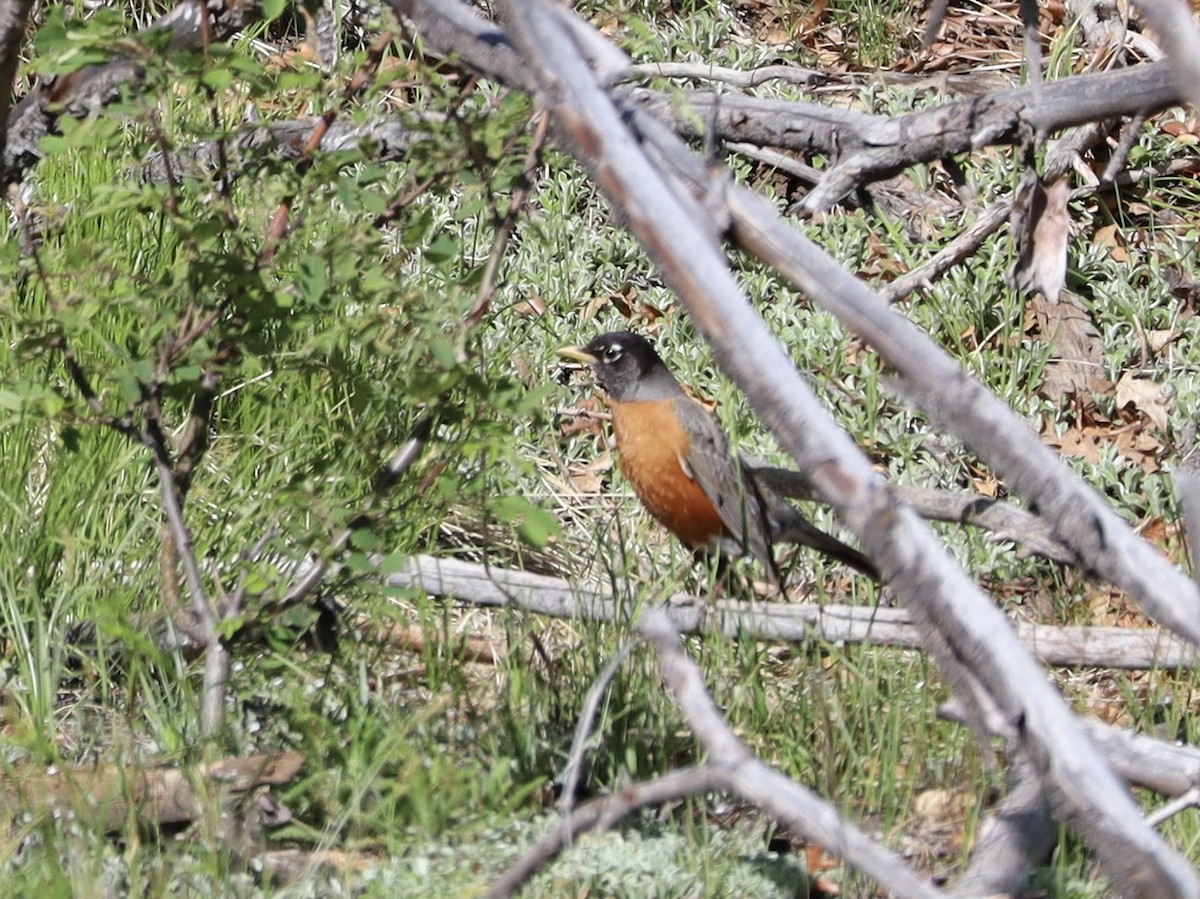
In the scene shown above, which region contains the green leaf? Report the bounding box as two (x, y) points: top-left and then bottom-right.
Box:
(490, 496), (561, 549)
(429, 339), (458, 369)
(297, 254), (329, 303)
(424, 233), (459, 265)
(262, 0), (287, 22)
(517, 506), (560, 548)
(201, 67), (235, 91)
(378, 553), (410, 576)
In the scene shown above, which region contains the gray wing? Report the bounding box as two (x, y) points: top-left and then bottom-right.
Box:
(670, 398), (778, 575)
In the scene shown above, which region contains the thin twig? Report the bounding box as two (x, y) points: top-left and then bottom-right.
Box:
(879, 202), (1012, 303)
(465, 109), (553, 327)
(1146, 786), (1200, 829)
(626, 60), (825, 88)
(485, 766), (725, 899)
(1176, 472), (1200, 587)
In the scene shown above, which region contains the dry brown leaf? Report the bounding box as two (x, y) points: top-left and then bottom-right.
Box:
(515, 293), (547, 317)
(1093, 222), (1131, 262)
(1011, 174), (1070, 303)
(913, 787), (974, 823)
(971, 473), (1000, 499)
(1141, 515), (1168, 546)
(1148, 329), (1178, 354)
(568, 454), (612, 494)
(1049, 424), (1103, 463)
(1114, 371), (1172, 432)
(1111, 424), (1163, 474)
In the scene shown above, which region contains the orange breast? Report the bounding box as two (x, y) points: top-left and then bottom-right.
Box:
(610, 399), (726, 549)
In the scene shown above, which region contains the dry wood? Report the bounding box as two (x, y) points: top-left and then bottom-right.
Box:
(627, 60), (826, 89)
(1079, 719), (1200, 798)
(623, 61), (1180, 212)
(0, 0), (35, 170)
(0, 751), (303, 833)
(388, 554), (1200, 670)
(1134, 0), (1200, 112)
(139, 118), (415, 185)
(879, 201), (1012, 303)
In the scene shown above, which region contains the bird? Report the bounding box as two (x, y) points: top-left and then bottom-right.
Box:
(557, 331), (878, 582)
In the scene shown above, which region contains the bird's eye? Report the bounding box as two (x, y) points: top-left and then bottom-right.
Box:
(603, 345), (623, 362)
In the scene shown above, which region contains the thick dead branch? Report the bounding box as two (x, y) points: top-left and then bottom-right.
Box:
(139, 117), (414, 185)
(0, 751), (303, 832)
(1080, 719), (1200, 798)
(387, 554), (1200, 671)
(628, 61), (1179, 211)
(637, 605), (946, 899)
(392, 0), (1181, 211)
(626, 61), (826, 89)
(1134, 0), (1200, 112)
(940, 700), (1200, 799)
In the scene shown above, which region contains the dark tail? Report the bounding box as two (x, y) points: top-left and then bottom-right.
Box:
(770, 506), (880, 581)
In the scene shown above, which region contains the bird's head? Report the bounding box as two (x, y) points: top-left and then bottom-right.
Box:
(557, 331), (679, 402)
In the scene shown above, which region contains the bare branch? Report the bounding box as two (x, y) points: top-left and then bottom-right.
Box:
(626, 63), (1179, 211)
(386, 555), (1200, 670)
(466, 109), (552, 328)
(1147, 787), (1200, 829)
(278, 414), (434, 608)
(4, 0), (267, 187)
(1079, 718), (1200, 798)
(749, 464), (1079, 565)
(1177, 471), (1200, 587)
(879, 201), (1012, 303)
(637, 605), (946, 899)
(626, 61), (826, 89)
(139, 117), (415, 185)
(558, 638), (637, 818)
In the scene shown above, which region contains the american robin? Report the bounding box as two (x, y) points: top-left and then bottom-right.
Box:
(557, 331), (878, 581)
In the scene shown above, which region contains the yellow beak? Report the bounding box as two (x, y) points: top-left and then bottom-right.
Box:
(555, 345), (598, 365)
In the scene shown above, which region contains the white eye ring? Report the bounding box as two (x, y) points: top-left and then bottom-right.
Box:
(603, 345), (623, 362)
